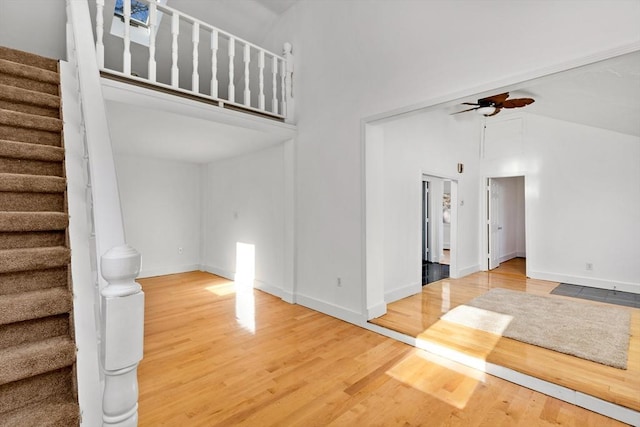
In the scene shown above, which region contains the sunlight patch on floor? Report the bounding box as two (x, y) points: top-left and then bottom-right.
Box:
(235, 242), (256, 334)
(386, 348), (486, 409)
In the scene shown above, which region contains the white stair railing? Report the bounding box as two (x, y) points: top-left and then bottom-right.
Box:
(95, 0), (295, 122)
(67, 1), (144, 426)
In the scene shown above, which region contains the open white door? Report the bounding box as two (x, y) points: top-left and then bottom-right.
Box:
(488, 178), (501, 270)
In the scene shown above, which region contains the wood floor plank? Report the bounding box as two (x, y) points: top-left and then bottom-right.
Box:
(137, 270), (628, 426)
(371, 258), (640, 414)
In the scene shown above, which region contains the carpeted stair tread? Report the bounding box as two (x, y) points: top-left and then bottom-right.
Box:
(0, 335), (75, 386)
(0, 173), (66, 193)
(0, 59), (59, 86)
(0, 212), (68, 232)
(0, 46), (58, 73)
(0, 287), (72, 325)
(0, 315), (69, 349)
(0, 267), (67, 296)
(0, 367), (73, 415)
(0, 400), (79, 427)
(0, 192), (65, 212)
(0, 84), (60, 109)
(0, 246), (70, 274)
(0, 140), (64, 161)
(0, 109), (62, 133)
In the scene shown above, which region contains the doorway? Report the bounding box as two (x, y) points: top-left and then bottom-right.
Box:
(422, 175), (455, 285)
(486, 176), (526, 274)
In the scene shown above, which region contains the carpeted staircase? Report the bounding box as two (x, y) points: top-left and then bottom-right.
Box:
(0, 46), (80, 426)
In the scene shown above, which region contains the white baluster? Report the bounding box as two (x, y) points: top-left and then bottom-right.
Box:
(148, 1), (157, 82)
(243, 44), (251, 106)
(192, 22), (199, 92)
(95, 0), (105, 69)
(100, 245), (144, 427)
(258, 51), (265, 111)
(171, 12), (179, 88)
(271, 56), (278, 114)
(283, 42), (294, 122)
(210, 30), (218, 98)
(280, 59), (286, 117)
(123, 0), (131, 75)
(228, 38), (235, 103)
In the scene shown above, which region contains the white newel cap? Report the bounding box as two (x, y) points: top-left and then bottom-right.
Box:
(101, 245), (142, 297)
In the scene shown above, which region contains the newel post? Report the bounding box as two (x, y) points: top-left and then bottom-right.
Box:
(283, 42), (295, 123)
(100, 245), (144, 427)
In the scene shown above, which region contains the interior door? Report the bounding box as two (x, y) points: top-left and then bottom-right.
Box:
(488, 178), (501, 270)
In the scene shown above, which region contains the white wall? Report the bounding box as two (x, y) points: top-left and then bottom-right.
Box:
(114, 154), (201, 278)
(0, 0), (67, 60)
(481, 113), (640, 292)
(378, 110), (481, 303)
(201, 144), (286, 297)
(259, 0), (640, 320)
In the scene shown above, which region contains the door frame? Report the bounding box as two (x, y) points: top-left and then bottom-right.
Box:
(482, 173), (529, 276)
(422, 173), (459, 279)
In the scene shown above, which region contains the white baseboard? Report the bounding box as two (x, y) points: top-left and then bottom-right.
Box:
(201, 264), (284, 299)
(201, 264), (234, 280)
(499, 252), (518, 263)
(138, 264), (200, 279)
(295, 294), (365, 326)
(254, 279), (283, 299)
(385, 282), (421, 304)
(367, 302), (387, 320)
(455, 263), (481, 279)
(529, 270), (639, 294)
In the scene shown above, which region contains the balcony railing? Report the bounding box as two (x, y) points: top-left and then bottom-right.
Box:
(95, 0), (294, 121)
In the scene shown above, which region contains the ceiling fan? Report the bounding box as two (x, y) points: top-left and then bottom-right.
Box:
(452, 92), (535, 117)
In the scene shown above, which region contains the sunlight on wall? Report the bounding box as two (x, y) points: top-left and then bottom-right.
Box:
(235, 242), (256, 334)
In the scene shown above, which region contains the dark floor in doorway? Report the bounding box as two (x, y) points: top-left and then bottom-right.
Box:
(423, 262), (449, 285)
(551, 283), (640, 308)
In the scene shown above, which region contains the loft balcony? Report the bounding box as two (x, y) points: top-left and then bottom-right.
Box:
(91, 0), (294, 123)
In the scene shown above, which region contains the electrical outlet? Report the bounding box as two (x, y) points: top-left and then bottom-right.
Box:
(178, 247), (183, 255)
(337, 277), (342, 287)
(585, 262), (593, 271)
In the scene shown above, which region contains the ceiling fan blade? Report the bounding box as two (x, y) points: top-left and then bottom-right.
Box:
(484, 107), (502, 117)
(478, 92), (509, 105)
(461, 102), (480, 106)
(450, 106), (481, 115)
(502, 98), (535, 109)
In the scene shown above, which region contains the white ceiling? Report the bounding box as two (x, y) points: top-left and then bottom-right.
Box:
(449, 51), (640, 137)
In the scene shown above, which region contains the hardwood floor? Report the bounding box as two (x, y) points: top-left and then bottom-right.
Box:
(138, 270), (627, 426)
(370, 258), (640, 416)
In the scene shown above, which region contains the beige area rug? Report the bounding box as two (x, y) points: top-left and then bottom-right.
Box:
(441, 288), (631, 369)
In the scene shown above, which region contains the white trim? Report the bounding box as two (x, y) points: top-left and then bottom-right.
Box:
(385, 282), (421, 304)
(367, 302), (387, 321)
(61, 60), (103, 427)
(499, 252), (519, 263)
(200, 264), (287, 299)
(295, 294), (364, 326)
(457, 263), (481, 278)
(201, 264), (234, 280)
(137, 264), (202, 279)
(254, 279), (283, 299)
(529, 271), (639, 294)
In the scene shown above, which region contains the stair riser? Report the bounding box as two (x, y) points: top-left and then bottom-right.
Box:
(0, 47), (58, 73)
(0, 73), (58, 96)
(0, 315), (69, 349)
(0, 367), (74, 416)
(0, 268), (68, 296)
(0, 232), (66, 250)
(0, 158), (63, 176)
(0, 100), (59, 118)
(0, 139), (65, 161)
(0, 193), (65, 212)
(0, 124), (61, 146)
